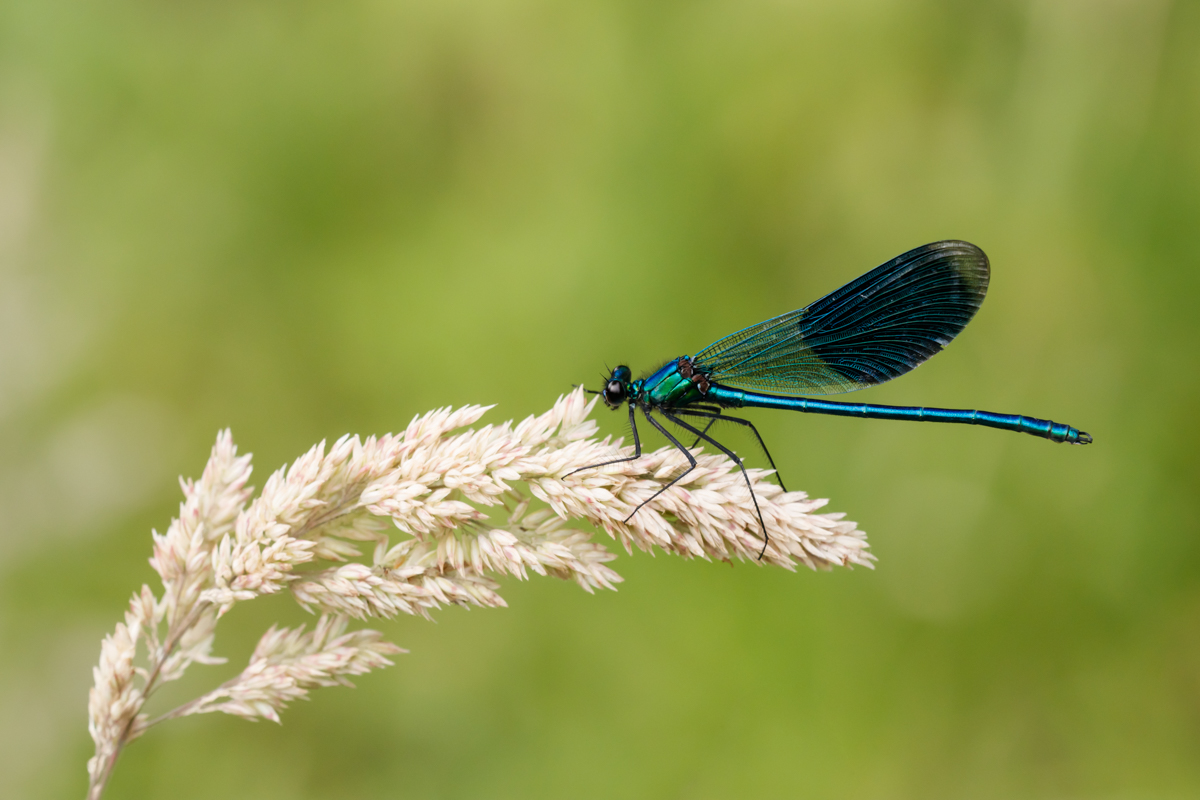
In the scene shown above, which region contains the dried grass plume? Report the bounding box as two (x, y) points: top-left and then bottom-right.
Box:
(85, 388), (871, 799)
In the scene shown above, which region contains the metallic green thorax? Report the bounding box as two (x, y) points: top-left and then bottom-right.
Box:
(633, 358), (708, 408)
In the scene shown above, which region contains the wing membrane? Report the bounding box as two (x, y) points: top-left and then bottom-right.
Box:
(692, 241), (990, 395)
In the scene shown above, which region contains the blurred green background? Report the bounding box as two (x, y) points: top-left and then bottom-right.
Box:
(2, 0), (1198, 798)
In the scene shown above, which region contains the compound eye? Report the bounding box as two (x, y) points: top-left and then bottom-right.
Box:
(604, 380), (627, 405)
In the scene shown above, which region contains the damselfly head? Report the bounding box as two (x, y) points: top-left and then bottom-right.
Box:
(602, 365), (632, 408)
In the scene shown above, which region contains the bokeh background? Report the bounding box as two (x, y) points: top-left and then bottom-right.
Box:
(2, 0), (1198, 798)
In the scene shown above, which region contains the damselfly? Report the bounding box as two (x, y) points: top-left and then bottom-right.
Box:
(573, 241), (1091, 557)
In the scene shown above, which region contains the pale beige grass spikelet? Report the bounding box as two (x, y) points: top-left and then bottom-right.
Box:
(85, 388), (871, 800)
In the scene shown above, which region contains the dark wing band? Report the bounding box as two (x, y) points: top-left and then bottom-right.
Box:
(692, 241), (990, 395)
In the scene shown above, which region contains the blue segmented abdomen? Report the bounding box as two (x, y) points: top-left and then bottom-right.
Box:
(707, 386), (1091, 444)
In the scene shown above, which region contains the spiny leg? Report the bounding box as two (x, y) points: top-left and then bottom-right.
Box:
(682, 403), (725, 414)
(623, 408), (699, 523)
(687, 418), (717, 450)
(676, 403), (724, 451)
(565, 402), (643, 477)
(662, 410), (770, 559)
(674, 409), (789, 493)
